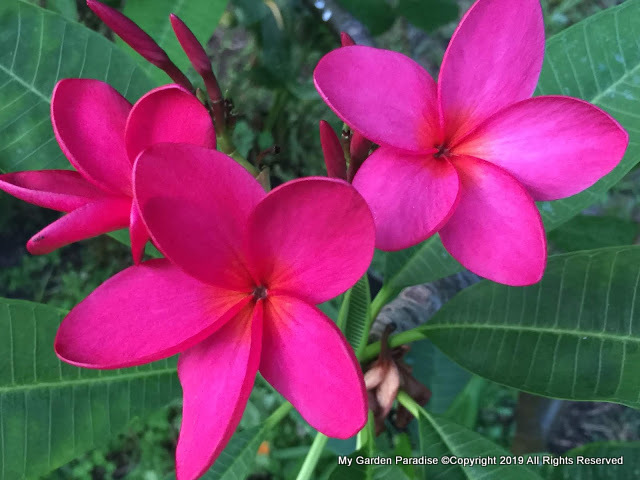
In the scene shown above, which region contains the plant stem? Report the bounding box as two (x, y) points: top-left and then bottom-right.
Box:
(216, 131), (259, 176)
(368, 284), (397, 328)
(360, 326), (429, 363)
(296, 432), (329, 480)
(265, 402), (293, 429)
(396, 390), (422, 418)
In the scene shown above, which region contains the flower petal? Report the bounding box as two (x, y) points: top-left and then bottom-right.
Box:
(125, 84), (216, 161)
(0, 170), (104, 212)
(453, 96), (630, 200)
(439, 0), (544, 145)
(55, 258), (249, 369)
(261, 296), (366, 438)
(352, 147), (460, 251)
(134, 143), (264, 290)
(51, 79), (132, 195)
(314, 46), (440, 152)
(130, 199), (149, 265)
(247, 177), (374, 304)
(176, 302), (262, 480)
(440, 156), (546, 286)
(27, 197), (132, 255)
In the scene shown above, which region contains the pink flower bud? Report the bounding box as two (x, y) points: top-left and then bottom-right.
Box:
(319, 121), (346, 180)
(170, 14), (226, 133)
(340, 32), (356, 47)
(86, 0), (192, 90)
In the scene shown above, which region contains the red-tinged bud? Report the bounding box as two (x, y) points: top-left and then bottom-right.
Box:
(86, 0), (192, 90)
(340, 31), (356, 47)
(319, 121), (347, 180)
(348, 132), (372, 181)
(170, 14), (226, 133)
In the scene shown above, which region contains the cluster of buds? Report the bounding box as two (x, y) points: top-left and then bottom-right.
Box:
(318, 32), (373, 183)
(364, 324), (431, 434)
(86, 0), (230, 137)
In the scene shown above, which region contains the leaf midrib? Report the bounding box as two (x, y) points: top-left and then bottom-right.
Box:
(0, 366), (177, 394)
(422, 321), (639, 344)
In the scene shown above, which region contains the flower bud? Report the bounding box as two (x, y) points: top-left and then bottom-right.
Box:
(319, 121), (347, 180)
(86, 0), (192, 90)
(340, 32), (356, 47)
(170, 14), (226, 133)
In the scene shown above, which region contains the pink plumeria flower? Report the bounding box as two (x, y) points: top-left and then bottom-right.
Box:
(0, 80), (215, 263)
(54, 143), (374, 479)
(314, 0), (629, 285)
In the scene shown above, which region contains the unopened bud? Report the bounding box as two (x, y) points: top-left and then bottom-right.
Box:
(87, 0), (192, 90)
(319, 121), (347, 180)
(340, 32), (356, 47)
(170, 14), (226, 133)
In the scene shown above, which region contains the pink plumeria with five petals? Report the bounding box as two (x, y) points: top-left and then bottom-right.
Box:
(314, 0), (629, 285)
(0, 80), (215, 262)
(54, 143), (374, 479)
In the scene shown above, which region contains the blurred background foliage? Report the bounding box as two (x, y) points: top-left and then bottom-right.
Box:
(1, 0), (638, 478)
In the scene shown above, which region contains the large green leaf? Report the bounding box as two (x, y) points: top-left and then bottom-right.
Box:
(0, 298), (180, 479)
(421, 246), (640, 407)
(380, 0), (640, 291)
(404, 338), (470, 414)
(337, 275), (371, 357)
(541, 441), (640, 479)
(0, 1), (154, 173)
(121, 0), (230, 84)
(535, 0), (640, 230)
(400, 394), (542, 480)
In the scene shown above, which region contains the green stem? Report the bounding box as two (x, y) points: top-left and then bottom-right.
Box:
(217, 131), (259, 176)
(265, 402), (293, 429)
(396, 390), (423, 418)
(296, 432), (329, 480)
(360, 326), (429, 363)
(369, 284), (397, 327)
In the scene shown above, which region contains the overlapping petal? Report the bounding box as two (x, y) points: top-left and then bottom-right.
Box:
(51, 79), (132, 195)
(134, 143), (265, 290)
(438, 0), (544, 145)
(176, 302), (262, 480)
(55, 258), (249, 369)
(261, 296), (367, 438)
(0, 170), (104, 212)
(314, 46), (440, 152)
(453, 96), (629, 200)
(125, 84), (216, 161)
(27, 197), (132, 255)
(352, 147), (459, 251)
(247, 177), (374, 304)
(440, 156), (546, 286)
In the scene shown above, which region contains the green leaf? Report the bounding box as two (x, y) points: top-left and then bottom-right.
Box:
(443, 376), (487, 429)
(399, 393), (542, 480)
(421, 246), (640, 407)
(397, 0), (458, 31)
(535, 0), (640, 230)
(45, 0), (76, 20)
(334, 0), (395, 35)
(380, 0), (640, 291)
(337, 275), (371, 357)
(405, 339), (470, 414)
(542, 441), (640, 479)
(384, 236), (461, 292)
(548, 214), (639, 252)
(0, 0), (154, 173)
(0, 298), (180, 479)
(121, 0), (230, 84)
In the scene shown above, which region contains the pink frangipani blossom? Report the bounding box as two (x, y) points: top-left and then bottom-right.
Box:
(313, 0), (629, 286)
(0, 80), (215, 262)
(54, 143), (374, 479)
